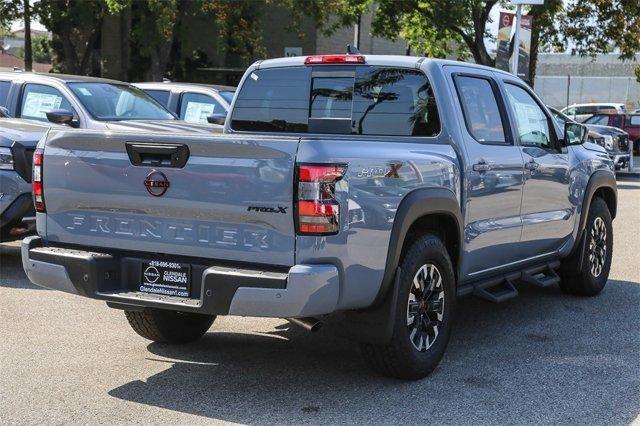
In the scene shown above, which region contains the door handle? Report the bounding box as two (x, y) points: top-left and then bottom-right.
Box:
(524, 160), (539, 170)
(126, 143), (189, 168)
(472, 161), (491, 172)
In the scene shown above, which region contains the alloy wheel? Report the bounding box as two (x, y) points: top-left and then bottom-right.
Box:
(589, 216), (607, 278)
(406, 263), (445, 352)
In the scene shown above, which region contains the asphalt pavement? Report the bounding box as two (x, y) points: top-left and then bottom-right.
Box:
(1, 179), (639, 425)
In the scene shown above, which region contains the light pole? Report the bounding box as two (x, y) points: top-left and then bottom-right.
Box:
(510, 0), (544, 78)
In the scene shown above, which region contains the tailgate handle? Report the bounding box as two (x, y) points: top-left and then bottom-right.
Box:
(126, 143), (189, 168)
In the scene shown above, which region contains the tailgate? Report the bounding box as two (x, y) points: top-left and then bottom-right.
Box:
(42, 131), (299, 266)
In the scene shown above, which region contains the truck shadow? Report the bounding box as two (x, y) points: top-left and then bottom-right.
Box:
(108, 279), (640, 424)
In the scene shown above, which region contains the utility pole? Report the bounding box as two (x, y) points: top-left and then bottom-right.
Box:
(23, 0), (32, 72)
(353, 15), (361, 50)
(510, 3), (522, 77)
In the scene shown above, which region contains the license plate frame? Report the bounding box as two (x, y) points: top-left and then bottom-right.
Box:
(139, 260), (191, 298)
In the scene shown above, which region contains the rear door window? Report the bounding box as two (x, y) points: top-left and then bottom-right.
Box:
(453, 75), (506, 144)
(179, 92), (225, 123)
(19, 83), (74, 121)
(230, 65), (440, 137)
(0, 80), (10, 106)
(143, 89), (170, 107)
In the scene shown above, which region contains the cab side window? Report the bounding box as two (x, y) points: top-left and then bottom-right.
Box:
(629, 115), (640, 126)
(454, 75), (507, 144)
(20, 84), (74, 121)
(504, 83), (552, 149)
(179, 92), (224, 123)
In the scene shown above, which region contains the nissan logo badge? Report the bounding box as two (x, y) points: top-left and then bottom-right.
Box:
(144, 170), (170, 197)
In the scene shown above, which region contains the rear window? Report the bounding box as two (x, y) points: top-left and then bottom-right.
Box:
(577, 106), (598, 114)
(230, 66), (440, 137)
(0, 81), (10, 106)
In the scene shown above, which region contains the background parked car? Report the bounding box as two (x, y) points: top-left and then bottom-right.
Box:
(134, 81), (235, 127)
(560, 103), (625, 123)
(0, 71), (219, 133)
(550, 106), (630, 169)
(584, 112), (640, 155)
(0, 118), (64, 241)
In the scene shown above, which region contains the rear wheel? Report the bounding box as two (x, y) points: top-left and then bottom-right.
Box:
(125, 309), (215, 343)
(560, 197), (613, 296)
(360, 234), (456, 380)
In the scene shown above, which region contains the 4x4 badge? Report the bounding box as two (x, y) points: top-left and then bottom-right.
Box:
(144, 170), (170, 197)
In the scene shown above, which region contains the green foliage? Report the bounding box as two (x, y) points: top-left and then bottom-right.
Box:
(0, 0), (23, 29)
(635, 64), (640, 84)
(32, 35), (52, 64)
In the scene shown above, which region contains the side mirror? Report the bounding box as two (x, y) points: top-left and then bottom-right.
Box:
(46, 109), (79, 128)
(206, 112), (227, 126)
(564, 122), (587, 146)
(0, 106), (9, 117)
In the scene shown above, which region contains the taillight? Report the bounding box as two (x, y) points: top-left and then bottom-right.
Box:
(296, 164), (346, 235)
(304, 54), (365, 65)
(32, 148), (45, 212)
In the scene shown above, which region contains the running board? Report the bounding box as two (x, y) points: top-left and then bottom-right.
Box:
(458, 260), (561, 303)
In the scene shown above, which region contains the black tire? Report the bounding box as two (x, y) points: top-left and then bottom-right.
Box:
(560, 197), (613, 296)
(360, 234), (456, 380)
(124, 309), (215, 344)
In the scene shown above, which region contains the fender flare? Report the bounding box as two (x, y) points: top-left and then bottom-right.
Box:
(565, 170), (617, 272)
(577, 170), (617, 240)
(373, 187), (463, 305)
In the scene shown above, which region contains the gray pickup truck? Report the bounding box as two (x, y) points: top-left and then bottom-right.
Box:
(22, 55), (617, 379)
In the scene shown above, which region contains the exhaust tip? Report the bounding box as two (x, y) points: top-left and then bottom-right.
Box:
(286, 317), (323, 333)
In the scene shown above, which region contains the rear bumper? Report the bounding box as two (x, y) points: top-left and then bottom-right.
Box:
(21, 236), (339, 318)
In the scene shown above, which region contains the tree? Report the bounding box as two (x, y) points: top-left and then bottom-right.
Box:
(34, 0), (108, 74)
(560, 0), (640, 60)
(0, 0), (33, 70)
(22, 0), (31, 71)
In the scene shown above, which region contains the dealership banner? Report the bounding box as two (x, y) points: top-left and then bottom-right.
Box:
(495, 12), (533, 82)
(517, 14), (533, 81)
(495, 12), (514, 72)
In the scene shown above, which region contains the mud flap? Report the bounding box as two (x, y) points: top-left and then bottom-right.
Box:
(339, 267), (401, 345)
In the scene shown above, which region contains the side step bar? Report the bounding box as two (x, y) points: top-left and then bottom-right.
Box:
(473, 276), (518, 303)
(520, 262), (561, 288)
(458, 261), (561, 303)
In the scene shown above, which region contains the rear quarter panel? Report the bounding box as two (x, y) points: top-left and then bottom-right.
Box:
(296, 137), (460, 310)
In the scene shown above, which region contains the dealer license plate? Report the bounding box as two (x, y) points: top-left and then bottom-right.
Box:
(140, 260), (191, 297)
